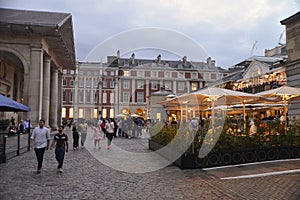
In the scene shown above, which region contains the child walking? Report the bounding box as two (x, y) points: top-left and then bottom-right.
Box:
(92, 126), (103, 149)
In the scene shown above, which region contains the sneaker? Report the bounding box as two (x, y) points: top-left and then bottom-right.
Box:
(57, 168), (63, 173)
(107, 145), (111, 150)
(37, 168), (41, 174)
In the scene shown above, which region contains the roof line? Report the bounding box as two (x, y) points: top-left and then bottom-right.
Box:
(57, 14), (72, 28)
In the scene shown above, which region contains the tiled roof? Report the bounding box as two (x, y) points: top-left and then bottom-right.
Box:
(0, 8), (70, 26)
(0, 8), (76, 69)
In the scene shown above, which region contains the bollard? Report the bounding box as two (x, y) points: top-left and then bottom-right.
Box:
(0, 136), (7, 163)
(27, 120), (31, 151)
(17, 133), (20, 156)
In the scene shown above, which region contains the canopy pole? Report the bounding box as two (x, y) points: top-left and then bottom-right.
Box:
(283, 96), (287, 134)
(243, 100), (246, 132)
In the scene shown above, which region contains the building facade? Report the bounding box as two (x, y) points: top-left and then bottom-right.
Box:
(62, 53), (227, 121)
(281, 11), (300, 118)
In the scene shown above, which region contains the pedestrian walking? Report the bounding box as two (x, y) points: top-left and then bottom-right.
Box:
(51, 125), (69, 173)
(105, 118), (115, 150)
(30, 119), (50, 174)
(72, 123), (79, 150)
(92, 126), (103, 149)
(79, 121), (88, 147)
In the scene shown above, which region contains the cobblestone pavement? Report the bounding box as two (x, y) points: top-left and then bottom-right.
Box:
(0, 128), (299, 199)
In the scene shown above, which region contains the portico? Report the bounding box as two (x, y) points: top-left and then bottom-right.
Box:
(0, 8), (76, 128)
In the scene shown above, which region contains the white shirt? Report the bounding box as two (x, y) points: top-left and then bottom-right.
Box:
(31, 126), (50, 149)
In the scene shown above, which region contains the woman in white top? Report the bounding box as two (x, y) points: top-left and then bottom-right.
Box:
(105, 118), (115, 150)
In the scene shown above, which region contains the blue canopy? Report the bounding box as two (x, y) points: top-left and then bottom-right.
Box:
(0, 94), (30, 112)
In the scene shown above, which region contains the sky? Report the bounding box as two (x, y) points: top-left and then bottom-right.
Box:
(1, 0), (299, 68)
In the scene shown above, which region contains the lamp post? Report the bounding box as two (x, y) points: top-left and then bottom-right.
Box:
(73, 67), (79, 121)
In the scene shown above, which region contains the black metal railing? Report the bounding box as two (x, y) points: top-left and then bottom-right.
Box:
(0, 120), (31, 164)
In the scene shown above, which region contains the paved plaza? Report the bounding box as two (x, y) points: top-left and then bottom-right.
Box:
(0, 128), (300, 199)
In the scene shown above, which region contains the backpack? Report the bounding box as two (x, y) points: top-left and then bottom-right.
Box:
(100, 121), (105, 129)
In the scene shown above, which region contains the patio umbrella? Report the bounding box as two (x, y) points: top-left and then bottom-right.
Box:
(257, 85), (300, 130)
(177, 87), (261, 130)
(131, 114), (141, 118)
(0, 94), (30, 112)
(115, 114), (127, 118)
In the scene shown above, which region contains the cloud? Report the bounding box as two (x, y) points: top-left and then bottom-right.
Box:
(1, 0), (300, 68)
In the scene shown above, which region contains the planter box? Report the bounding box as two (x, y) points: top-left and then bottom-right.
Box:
(149, 139), (300, 169)
(149, 139), (197, 169)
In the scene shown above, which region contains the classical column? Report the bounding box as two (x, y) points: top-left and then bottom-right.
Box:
(57, 70), (63, 126)
(50, 67), (58, 129)
(42, 54), (51, 127)
(28, 46), (43, 126)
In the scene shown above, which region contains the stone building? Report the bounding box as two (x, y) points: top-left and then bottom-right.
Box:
(281, 11), (300, 118)
(62, 53), (227, 121)
(0, 8), (76, 128)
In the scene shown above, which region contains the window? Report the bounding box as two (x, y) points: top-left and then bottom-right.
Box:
(123, 92), (129, 102)
(69, 108), (74, 118)
(93, 109), (98, 118)
(151, 81), (158, 90)
(137, 81), (144, 89)
(110, 93), (114, 104)
(110, 108), (114, 118)
(79, 79), (84, 87)
(211, 73), (216, 80)
(191, 82), (197, 91)
(62, 108), (66, 118)
(179, 72), (184, 78)
(63, 69), (67, 74)
(103, 80), (107, 88)
(111, 71), (115, 76)
(165, 71), (171, 78)
(79, 108), (84, 118)
(86, 91), (91, 103)
(93, 79), (98, 88)
(102, 108), (107, 118)
(204, 73), (210, 80)
(178, 82), (184, 91)
(110, 80), (115, 88)
(103, 93), (107, 103)
(86, 79), (92, 87)
(137, 92), (144, 103)
(94, 91), (98, 103)
(151, 71), (157, 77)
(70, 80), (74, 87)
(124, 70), (129, 76)
(191, 72), (197, 79)
(79, 91), (84, 103)
(87, 71), (91, 76)
(165, 81), (171, 89)
(63, 91), (66, 101)
(137, 71), (144, 77)
(63, 79), (67, 86)
(70, 91), (73, 102)
(123, 80), (129, 89)
(70, 70), (75, 75)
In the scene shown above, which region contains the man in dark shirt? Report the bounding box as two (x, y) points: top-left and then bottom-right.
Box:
(51, 125), (69, 173)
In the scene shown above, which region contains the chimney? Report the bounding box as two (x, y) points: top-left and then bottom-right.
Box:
(182, 56), (187, 65)
(211, 60), (215, 67)
(117, 50), (120, 58)
(131, 53), (135, 64)
(157, 54), (161, 64)
(207, 57), (212, 67)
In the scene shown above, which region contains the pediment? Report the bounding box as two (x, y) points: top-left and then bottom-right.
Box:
(242, 60), (270, 79)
